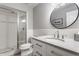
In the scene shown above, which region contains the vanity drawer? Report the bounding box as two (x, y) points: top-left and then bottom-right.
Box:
(46, 44), (77, 56)
(32, 38), (46, 50)
(33, 52), (38, 56)
(31, 38), (47, 56)
(33, 46), (43, 56)
(33, 43), (46, 56)
(46, 45), (62, 56)
(33, 51), (43, 56)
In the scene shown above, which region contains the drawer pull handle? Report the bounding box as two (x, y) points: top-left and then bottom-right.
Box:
(36, 51), (42, 56)
(34, 55), (36, 56)
(51, 51), (62, 56)
(36, 43), (42, 47)
(51, 51), (54, 53)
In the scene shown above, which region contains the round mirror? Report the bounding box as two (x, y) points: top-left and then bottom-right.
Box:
(50, 3), (79, 29)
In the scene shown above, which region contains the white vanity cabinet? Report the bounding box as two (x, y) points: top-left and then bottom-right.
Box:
(31, 38), (79, 56)
(46, 45), (62, 56)
(46, 44), (77, 56)
(31, 38), (47, 56)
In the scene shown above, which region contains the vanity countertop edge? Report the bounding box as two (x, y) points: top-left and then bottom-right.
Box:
(31, 36), (79, 55)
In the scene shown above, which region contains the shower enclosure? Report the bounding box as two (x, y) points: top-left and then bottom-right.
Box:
(0, 5), (26, 55)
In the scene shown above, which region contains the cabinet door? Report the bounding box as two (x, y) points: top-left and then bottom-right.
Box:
(33, 46), (43, 56)
(46, 44), (62, 56)
(31, 38), (44, 50)
(31, 38), (47, 56)
(46, 44), (77, 56)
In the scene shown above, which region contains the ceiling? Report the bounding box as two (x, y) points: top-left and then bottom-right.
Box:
(24, 3), (39, 8)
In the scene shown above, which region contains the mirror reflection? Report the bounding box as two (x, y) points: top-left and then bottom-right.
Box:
(50, 3), (79, 29)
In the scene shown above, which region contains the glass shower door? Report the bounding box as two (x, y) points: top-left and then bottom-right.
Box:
(18, 12), (26, 46)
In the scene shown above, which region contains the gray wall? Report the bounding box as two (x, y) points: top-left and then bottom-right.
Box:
(33, 3), (79, 39)
(33, 3), (55, 29)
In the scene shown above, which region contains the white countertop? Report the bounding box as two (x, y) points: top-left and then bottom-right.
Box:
(32, 35), (79, 54)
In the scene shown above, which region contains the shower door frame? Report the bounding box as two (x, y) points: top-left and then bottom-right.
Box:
(17, 11), (27, 49)
(0, 5), (27, 50)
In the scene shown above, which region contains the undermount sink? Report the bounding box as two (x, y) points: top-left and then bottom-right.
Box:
(39, 35), (54, 39)
(45, 37), (54, 39)
(39, 35), (64, 42)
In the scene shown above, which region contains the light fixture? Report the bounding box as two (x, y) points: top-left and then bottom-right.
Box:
(77, 32), (79, 34)
(21, 19), (26, 23)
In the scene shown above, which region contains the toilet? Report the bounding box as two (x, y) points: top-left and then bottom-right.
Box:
(20, 43), (33, 56)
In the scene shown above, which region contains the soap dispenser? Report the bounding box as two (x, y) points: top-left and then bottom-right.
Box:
(74, 32), (79, 41)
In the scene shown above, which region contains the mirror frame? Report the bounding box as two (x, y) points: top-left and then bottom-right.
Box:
(50, 3), (79, 29)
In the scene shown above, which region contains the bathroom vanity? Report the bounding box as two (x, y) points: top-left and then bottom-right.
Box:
(31, 3), (79, 56)
(31, 36), (79, 56)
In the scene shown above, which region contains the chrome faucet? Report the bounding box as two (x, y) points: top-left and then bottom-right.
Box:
(57, 30), (59, 39)
(62, 35), (64, 39)
(56, 30), (64, 42)
(53, 31), (59, 39)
